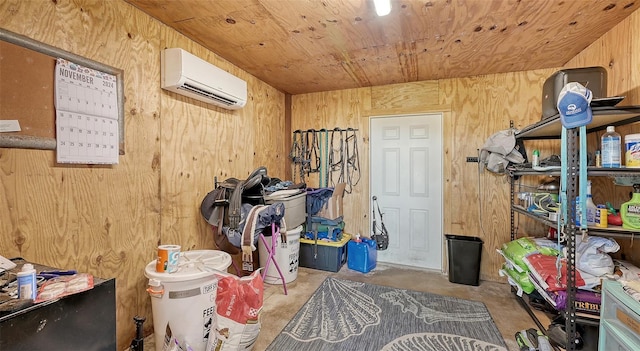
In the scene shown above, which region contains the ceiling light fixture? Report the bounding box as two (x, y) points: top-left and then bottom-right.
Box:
(374, 0), (391, 16)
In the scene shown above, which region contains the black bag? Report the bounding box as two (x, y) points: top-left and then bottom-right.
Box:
(371, 196), (389, 250)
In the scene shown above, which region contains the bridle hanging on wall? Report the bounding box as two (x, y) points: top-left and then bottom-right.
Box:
(328, 128), (343, 186)
(290, 127), (360, 192)
(304, 129), (320, 175)
(344, 128), (361, 194)
(289, 130), (305, 183)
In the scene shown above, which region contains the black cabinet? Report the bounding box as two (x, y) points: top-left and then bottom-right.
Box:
(0, 259), (116, 351)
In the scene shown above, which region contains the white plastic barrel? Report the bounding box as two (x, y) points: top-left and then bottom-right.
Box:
(145, 250), (232, 351)
(258, 225), (301, 284)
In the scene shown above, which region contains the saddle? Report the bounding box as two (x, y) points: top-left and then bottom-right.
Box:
(224, 167), (269, 229)
(200, 167), (271, 255)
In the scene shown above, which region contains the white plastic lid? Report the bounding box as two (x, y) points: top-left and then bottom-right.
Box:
(144, 250), (231, 282)
(264, 189), (305, 200)
(288, 225), (303, 235)
(607, 126), (615, 132)
(22, 263), (34, 271)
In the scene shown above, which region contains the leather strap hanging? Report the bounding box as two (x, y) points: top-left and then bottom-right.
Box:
(371, 196), (389, 250)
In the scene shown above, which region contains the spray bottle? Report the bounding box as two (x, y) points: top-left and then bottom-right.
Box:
(585, 181), (597, 226)
(620, 184), (640, 229)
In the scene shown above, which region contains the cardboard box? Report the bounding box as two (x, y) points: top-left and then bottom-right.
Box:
(317, 183), (346, 219)
(299, 233), (350, 272)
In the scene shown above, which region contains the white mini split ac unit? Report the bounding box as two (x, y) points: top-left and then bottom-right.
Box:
(161, 48), (247, 110)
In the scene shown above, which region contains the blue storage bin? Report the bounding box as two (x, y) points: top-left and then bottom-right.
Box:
(347, 238), (377, 273)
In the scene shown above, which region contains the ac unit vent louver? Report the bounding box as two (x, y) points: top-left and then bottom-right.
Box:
(178, 83), (236, 107)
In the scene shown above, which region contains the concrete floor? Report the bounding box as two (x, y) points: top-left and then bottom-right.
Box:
(256, 264), (547, 351)
(139, 263), (552, 351)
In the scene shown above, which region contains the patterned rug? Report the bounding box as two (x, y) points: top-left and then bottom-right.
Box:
(266, 277), (508, 351)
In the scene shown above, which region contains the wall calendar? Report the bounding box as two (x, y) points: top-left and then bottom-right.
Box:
(55, 58), (119, 164)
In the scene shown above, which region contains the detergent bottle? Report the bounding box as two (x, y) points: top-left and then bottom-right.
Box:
(585, 181), (597, 226)
(620, 184), (640, 229)
(575, 195), (582, 226)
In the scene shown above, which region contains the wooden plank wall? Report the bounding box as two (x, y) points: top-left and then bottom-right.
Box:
(1, 1), (639, 349)
(0, 1), (285, 349)
(291, 70), (557, 285)
(291, 8), (640, 285)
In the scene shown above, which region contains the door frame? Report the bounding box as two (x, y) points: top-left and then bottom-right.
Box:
(368, 112), (445, 272)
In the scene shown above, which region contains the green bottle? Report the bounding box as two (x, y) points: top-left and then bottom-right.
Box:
(620, 184), (640, 229)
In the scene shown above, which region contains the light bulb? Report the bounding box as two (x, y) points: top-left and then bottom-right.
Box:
(374, 0), (391, 16)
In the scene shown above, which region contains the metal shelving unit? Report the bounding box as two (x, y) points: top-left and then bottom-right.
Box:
(516, 106), (640, 140)
(513, 204), (640, 239)
(511, 166), (640, 177)
(508, 105), (640, 351)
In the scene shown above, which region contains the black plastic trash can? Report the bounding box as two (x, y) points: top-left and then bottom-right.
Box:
(445, 234), (483, 286)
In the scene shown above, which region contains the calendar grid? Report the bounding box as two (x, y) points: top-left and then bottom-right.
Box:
(55, 58), (119, 164)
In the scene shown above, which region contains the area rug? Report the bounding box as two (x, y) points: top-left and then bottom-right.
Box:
(266, 277), (508, 351)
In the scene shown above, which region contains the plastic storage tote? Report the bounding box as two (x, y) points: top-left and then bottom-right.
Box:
(299, 233), (350, 272)
(263, 191), (307, 228)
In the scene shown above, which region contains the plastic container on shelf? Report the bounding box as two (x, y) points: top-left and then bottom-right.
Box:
(586, 181), (597, 226)
(595, 205), (608, 228)
(602, 125), (621, 168)
(621, 184), (640, 230)
(575, 196), (583, 226)
(625, 133), (640, 168)
(17, 263), (37, 300)
(575, 181), (597, 226)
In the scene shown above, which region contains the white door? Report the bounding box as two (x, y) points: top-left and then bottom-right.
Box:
(370, 114), (443, 270)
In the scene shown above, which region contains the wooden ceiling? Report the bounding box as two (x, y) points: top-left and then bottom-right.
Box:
(125, 0), (640, 95)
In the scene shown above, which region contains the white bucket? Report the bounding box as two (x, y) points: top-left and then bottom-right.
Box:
(145, 250), (232, 351)
(258, 225), (301, 284)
